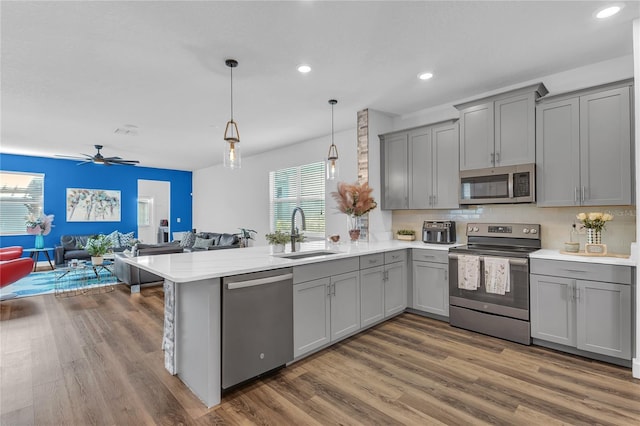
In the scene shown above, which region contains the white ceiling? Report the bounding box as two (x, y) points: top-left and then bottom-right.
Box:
(1, 1), (638, 171)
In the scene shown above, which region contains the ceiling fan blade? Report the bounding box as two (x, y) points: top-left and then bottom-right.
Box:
(76, 160), (93, 166)
(54, 154), (90, 160)
(109, 159), (139, 165)
(103, 156), (123, 161)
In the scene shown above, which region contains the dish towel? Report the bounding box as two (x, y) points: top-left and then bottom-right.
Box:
(484, 257), (511, 295)
(457, 255), (480, 290)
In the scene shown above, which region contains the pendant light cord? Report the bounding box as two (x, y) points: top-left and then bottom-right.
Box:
(331, 101), (334, 145)
(230, 65), (234, 122)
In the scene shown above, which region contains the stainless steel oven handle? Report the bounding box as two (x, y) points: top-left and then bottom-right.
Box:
(227, 273), (293, 290)
(448, 253), (528, 266)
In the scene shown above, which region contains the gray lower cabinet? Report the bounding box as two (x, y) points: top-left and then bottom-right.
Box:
(293, 258), (360, 358)
(380, 120), (459, 210)
(411, 249), (449, 317)
(536, 80), (632, 207)
(530, 259), (632, 361)
(360, 251), (407, 326)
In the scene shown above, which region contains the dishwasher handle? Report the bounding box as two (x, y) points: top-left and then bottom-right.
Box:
(227, 273), (293, 290)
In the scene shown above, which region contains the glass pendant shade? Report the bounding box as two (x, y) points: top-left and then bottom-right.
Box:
(326, 99), (339, 180)
(326, 143), (339, 180)
(224, 139), (241, 169)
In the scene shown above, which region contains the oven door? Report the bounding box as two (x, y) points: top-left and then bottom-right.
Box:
(448, 253), (529, 320)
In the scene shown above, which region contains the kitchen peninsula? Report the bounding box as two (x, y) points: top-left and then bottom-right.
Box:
(122, 240), (454, 407)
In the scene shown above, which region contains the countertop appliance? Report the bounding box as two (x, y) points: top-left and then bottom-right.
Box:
(448, 223), (541, 345)
(459, 163), (535, 205)
(222, 268), (293, 390)
(422, 221), (456, 244)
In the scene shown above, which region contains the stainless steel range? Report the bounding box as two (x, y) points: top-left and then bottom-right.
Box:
(448, 223), (541, 345)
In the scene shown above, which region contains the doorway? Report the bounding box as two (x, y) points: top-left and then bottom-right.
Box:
(137, 180), (170, 244)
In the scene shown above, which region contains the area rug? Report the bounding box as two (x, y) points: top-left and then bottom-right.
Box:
(0, 267), (119, 299)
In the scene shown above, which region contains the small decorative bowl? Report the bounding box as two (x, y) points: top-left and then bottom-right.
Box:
(564, 242), (580, 253)
(328, 235), (340, 243)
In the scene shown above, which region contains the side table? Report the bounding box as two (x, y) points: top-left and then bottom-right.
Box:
(23, 247), (55, 271)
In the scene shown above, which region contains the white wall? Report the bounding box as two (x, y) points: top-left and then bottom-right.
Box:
(193, 128), (357, 246)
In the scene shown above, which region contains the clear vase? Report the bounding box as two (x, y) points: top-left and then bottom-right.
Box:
(34, 234), (44, 249)
(347, 215), (361, 242)
(587, 229), (602, 244)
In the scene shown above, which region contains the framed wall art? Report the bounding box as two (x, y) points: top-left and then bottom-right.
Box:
(66, 188), (121, 222)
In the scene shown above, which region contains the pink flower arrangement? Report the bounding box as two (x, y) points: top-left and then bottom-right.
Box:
(26, 213), (54, 235)
(331, 181), (377, 217)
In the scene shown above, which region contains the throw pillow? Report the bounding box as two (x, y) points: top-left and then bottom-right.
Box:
(179, 231), (196, 248)
(107, 230), (121, 249)
(192, 237), (214, 249)
(118, 231), (136, 248)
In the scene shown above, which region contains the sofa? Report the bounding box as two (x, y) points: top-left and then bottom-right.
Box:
(114, 242), (184, 292)
(54, 231), (134, 266)
(178, 231), (240, 251)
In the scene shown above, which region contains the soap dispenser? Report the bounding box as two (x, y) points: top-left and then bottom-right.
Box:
(565, 224), (580, 253)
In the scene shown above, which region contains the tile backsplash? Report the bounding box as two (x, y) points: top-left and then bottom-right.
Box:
(392, 205), (636, 254)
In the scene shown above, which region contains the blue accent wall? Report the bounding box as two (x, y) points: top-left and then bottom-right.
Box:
(0, 153), (192, 250)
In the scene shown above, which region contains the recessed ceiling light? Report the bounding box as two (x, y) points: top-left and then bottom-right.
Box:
(297, 64), (312, 73)
(418, 72), (433, 80)
(595, 5), (622, 19)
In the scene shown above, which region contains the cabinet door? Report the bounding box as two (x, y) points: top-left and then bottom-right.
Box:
(293, 278), (331, 358)
(576, 280), (631, 360)
(381, 133), (408, 209)
(384, 262), (406, 317)
(580, 87), (632, 206)
(360, 266), (385, 328)
(535, 98), (581, 206)
(408, 127), (432, 209)
(494, 92), (535, 166)
(530, 274), (576, 346)
(412, 261), (449, 317)
(330, 271), (360, 341)
(459, 102), (494, 170)
(431, 121), (459, 209)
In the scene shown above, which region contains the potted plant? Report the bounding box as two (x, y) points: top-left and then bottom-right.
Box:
(84, 234), (112, 265)
(237, 228), (257, 248)
(265, 230), (290, 253)
(331, 181), (378, 242)
(396, 229), (416, 241)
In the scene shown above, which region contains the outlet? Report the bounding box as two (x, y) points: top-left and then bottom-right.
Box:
(177, 217), (181, 223)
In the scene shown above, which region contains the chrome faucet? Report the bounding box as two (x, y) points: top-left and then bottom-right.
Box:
(290, 207), (306, 252)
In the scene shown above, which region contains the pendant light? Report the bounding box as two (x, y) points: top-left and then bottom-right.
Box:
(326, 99), (339, 180)
(223, 59), (241, 169)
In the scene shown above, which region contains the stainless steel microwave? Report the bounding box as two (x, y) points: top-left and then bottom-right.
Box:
(459, 163), (535, 205)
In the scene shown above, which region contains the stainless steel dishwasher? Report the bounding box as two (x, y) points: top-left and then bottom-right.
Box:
(221, 268), (293, 390)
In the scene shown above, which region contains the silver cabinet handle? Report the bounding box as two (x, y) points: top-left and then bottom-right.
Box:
(574, 187), (578, 203)
(433, 195), (437, 206)
(444, 270), (448, 280)
(495, 152), (500, 164)
(327, 283), (331, 297)
(369, 259), (377, 264)
(490, 152), (495, 165)
(575, 287), (581, 301)
(227, 273), (293, 290)
(332, 283), (336, 297)
(581, 186), (586, 202)
(569, 281), (575, 302)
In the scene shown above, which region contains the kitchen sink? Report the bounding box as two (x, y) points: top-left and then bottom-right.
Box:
(274, 250), (340, 260)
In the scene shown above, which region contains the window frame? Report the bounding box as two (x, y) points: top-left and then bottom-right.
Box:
(269, 161), (325, 239)
(0, 171), (45, 236)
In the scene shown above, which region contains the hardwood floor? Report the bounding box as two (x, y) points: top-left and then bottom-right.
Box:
(1, 285), (639, 425)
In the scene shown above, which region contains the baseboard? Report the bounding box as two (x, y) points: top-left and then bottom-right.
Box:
(633, 358), (640, 378)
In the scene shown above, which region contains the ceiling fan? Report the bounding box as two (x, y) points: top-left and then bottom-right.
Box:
(56, 145), (140, 166)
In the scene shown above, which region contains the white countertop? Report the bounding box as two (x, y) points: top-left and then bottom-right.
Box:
(530, 249), (637, 267)
(122, 240), (460, 283)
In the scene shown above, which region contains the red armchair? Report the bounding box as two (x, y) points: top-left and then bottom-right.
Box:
(1, 257), (34, 289)
(0, 246), (23, 261)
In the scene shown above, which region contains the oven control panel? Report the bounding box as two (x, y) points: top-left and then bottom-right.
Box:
(467, 223), (540, 239)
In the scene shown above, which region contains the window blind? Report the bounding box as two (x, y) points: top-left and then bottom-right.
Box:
(269, 161), (325, 237)
(0, 171), (45, 235)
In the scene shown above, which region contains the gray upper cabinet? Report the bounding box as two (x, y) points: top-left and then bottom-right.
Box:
(456, 83), (547, 170)
(536, 80), (632, 207)
(381, 132), (409, 209)
(380, 120), (459, 210)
